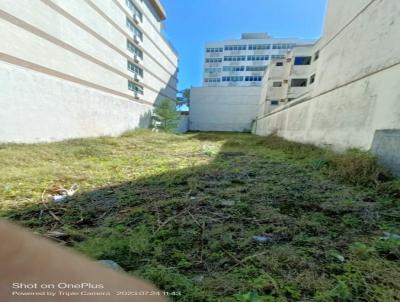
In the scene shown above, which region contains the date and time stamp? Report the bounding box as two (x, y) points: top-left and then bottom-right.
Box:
(9, 283), (182, 298)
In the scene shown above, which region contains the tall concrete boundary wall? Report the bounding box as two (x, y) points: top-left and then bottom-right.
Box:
(0, 62), (152, 143)
(254, 62), (400, 151)
(253, 0), (400, 174)
(190, 86), (261, 132)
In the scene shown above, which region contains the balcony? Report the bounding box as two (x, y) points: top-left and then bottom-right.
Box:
(133, 14), (140, 24)
(133, 54), (141, 64)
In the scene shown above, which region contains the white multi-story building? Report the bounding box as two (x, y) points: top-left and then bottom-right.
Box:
(203, 33), (314, 87)
(0, 0), (178, 142)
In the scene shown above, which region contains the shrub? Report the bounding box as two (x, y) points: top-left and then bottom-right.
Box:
(326, 149), (391, 186)
(153, 99), (181, 132)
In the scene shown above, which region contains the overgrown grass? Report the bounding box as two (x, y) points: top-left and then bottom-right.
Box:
(1, 131), (399, 301)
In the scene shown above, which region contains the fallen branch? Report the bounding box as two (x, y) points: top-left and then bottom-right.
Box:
(49, 211), (61, 222)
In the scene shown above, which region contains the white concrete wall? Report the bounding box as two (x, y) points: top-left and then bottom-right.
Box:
(190, 86), (261, 132)
(0, 62), (151, 143)
(254, 0), (400, 153)
(176, 115), (189, 133)
(0, 0), (177, 143)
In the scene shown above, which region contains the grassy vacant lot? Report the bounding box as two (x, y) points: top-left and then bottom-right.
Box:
(1, 130), (399, 301)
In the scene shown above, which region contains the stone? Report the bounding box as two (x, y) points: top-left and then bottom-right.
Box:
(97, 260), (124, 271)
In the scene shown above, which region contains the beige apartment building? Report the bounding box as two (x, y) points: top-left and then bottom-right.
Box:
(257, 44), (317, 115)
(0, 0), (178, 142)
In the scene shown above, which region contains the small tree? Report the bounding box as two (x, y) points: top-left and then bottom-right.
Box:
(152, 99), (181, 132)
(176, 88), (190, 111)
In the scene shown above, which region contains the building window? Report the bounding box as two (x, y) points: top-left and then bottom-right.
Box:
(245, 66), (266, 71)
(128, 80), (144, 94)
(272, 43), (296, 50)
(272, 81), (282, 87)
(127, 40), (143, 59)
(126, 18), (143, 41)
(222, 76), (243, 82)
(224, 45), (247, 51)
(310, 74), (316, 84)
(247, 55), (269, 61)
(294, 56), (312, 65)
(126, 0), (142, 22)
(223, 66), (245, 72)
(204, 78), (221, 83)
(291, 78), (308, 87)
(276, 62), (284, 66)
(314, 50), (320, 61)
(245, 76), (263, 82)
(205, 67), (222, 73)
(206, 47), (223, 53)
(248, 44), (270, 50)
(223, 56), (246, 62)
(271, 100), (279, 106)
(127, 61), (143, 77)
(206, 58), (222, 63)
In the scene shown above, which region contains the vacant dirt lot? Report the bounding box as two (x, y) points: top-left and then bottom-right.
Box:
(1, 130), (399, 301)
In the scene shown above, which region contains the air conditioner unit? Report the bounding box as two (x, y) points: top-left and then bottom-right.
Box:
(134, 36), (139, 44)
(133, 15), (140, 24)
(133, 55), (139, 63)
(134, 92), (139, 99)
(134, 74), (140, 82)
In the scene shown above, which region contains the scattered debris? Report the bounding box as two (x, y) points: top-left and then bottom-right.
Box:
(46, 231), (68, 240)
(51, 184), (79, 203)
(334, 254), (345, 262)
(53, 195), (67, 203)
(97, 260), (124, 271)
(192, 275), (204, 283)
(252, 235), (274, 243)
(49, 210), (61, 222)
(380, 232), (400, 240)
(221, 200), (235, 206)
(65, 184), (80, 196)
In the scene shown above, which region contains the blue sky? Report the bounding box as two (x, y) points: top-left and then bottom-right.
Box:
(161, 0), (327, 91)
